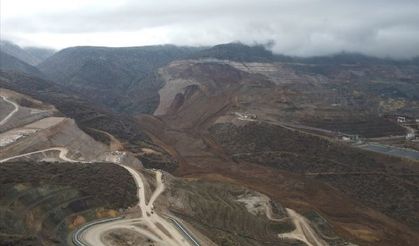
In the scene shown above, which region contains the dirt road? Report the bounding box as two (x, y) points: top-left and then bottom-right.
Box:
(0, 147), (77, 163)
(147, 171), (165, 207)
(0, 96), (19, 126)
(278, 208), (328, 246)
(78, 164), (191, 246)
(0, 139), (194, 244)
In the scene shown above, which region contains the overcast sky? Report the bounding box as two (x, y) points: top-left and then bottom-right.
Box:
(1, 0), (419, 58)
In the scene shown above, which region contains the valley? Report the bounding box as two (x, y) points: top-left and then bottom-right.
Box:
(1, 41), (419, 246)
(0, 76), (318, 246)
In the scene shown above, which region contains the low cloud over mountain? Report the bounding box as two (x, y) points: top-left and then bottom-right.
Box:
(2, 0), (419, 58)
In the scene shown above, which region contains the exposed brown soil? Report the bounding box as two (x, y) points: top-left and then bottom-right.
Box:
(137, 108), (419, 246)
(3, 47), (419, 245)
(133, 60), (419, 245)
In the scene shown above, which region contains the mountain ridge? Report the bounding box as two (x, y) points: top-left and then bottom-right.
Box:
(0, 51), (45, 78)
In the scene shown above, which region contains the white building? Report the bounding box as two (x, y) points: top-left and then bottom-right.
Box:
(406, 133), (415, 140)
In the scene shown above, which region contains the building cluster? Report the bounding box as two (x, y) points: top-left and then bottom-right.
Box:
(234, 112), (257, 121)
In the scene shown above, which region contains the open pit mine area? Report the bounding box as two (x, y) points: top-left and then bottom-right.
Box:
(1, 42), (419, 246)
(137, 56), (419, 245)
(0, 86), (332, 246)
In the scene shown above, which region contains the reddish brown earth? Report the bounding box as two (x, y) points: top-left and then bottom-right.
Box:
(135, 60), (419, 245)
(137, 113), (419, 245)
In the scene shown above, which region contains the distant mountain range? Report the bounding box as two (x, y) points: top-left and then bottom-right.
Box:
(0, 51), (44, 78)
(0, 40), (55, 66)
(2, 40), (419, 115)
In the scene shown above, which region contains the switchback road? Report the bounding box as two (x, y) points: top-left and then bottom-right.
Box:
(0, 96), (19, 126)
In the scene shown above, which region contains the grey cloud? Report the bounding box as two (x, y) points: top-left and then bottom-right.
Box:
(2, 0), (419, 58)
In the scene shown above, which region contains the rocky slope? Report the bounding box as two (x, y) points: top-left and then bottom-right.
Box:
(3, 42), (419, 245)
(38, 45), (200, 114)
(0, 88), (139, 245)
(138, 52), (419, 245)
(0, 69), (321, 246)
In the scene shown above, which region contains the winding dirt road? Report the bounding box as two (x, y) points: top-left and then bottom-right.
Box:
(263, 199), (327, 245)
(78, 165), (190, 246)
(278, 208), (328, 246)
(148, 171), (165, 207)
(0, 96), (19, 126)
(0, 147), (76, 163)
(0, 144), (194, 245)
(0, 95), (195, 245)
